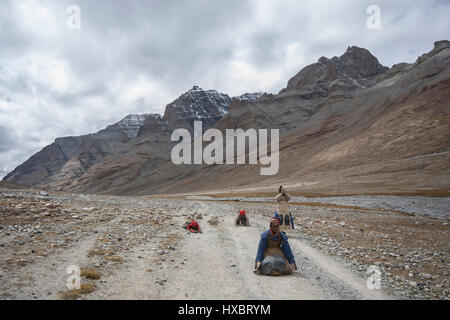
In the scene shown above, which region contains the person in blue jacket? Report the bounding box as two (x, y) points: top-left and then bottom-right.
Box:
(254, 218), (297, 275)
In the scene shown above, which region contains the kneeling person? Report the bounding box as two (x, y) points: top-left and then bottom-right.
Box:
(254, 218), (297, 275)
(235, 210), (250, 227)
(183, 220), (203, 233)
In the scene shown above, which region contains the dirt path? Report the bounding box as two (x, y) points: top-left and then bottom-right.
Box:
(87, 201), (392, 300)
(1, 192), (403, 299)
(157, 203), (390, 300)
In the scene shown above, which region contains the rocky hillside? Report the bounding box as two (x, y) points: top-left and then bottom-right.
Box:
(282, 46), (388, 93)
(192, 41), (450, 196)
(3, 41), (450, 196)
(2, 121), (130, 187)
(166, 41), (450, 196)
(3, 87), (256, 189)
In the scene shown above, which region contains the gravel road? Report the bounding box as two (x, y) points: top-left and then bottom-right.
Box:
(2, 189), (448, 300)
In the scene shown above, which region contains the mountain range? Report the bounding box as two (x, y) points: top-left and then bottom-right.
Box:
(3, 41), (450, 196)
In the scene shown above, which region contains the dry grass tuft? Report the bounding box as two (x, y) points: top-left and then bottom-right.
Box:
(60, 283), (95, 300)
(80, 267), (101, 280)
(87, 249), (115, 258)
(104, 255), (124, 263)
(208, 216), (219, 226)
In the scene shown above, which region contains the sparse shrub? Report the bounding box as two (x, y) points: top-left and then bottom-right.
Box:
(60, 283), (95, 300)
(104, 255), (123, 263)
(80, 267), (101, 280)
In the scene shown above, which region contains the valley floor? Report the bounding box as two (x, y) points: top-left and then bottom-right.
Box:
(0, 189), (448, 300)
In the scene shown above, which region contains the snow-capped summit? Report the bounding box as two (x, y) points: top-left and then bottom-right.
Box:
(117, 114), (152, 138)
(233, 92), (263, 102)
(162, 86), (232, 133)
(180, 86), (232, 116)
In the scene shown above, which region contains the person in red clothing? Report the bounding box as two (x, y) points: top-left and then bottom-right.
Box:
(183, 220), (202, 233)
(235, 210), (250, 226)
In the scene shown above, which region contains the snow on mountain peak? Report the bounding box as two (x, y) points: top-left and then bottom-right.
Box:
(172, 86), (232, 118)
(117, 114), (152, 138)
(233, 92), (263, 102)
(117, 88), (263, 139)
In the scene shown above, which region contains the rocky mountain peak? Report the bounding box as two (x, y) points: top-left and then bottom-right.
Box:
(233, 92), (264, 102)
(433, 40), (450, 52)
(176, 86), (232, 115)
(188, 85), (204, 93)
(117, 114), (152, 138)
(337, 45), (388, 78)
(123, 88), (264, 139)
(161, 86), (232, 133)
(283, 45), (388, 93)
(416, 40), (450, 64)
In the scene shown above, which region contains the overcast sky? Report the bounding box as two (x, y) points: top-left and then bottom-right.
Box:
(0, 0), (449, 178)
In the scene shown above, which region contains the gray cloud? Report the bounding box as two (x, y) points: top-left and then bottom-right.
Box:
(0, 0), (449, 178)
(0, 126), (17, 153)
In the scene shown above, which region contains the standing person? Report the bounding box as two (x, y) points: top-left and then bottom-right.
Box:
(275, 186), (294, 231)
(254, 218), (297, 275)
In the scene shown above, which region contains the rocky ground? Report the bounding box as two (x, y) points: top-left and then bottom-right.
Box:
(289, 205), (449, 299)
(0, 188), (448, 300)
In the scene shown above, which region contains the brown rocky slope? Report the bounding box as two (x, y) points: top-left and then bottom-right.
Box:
(4, 41), (450, 196)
